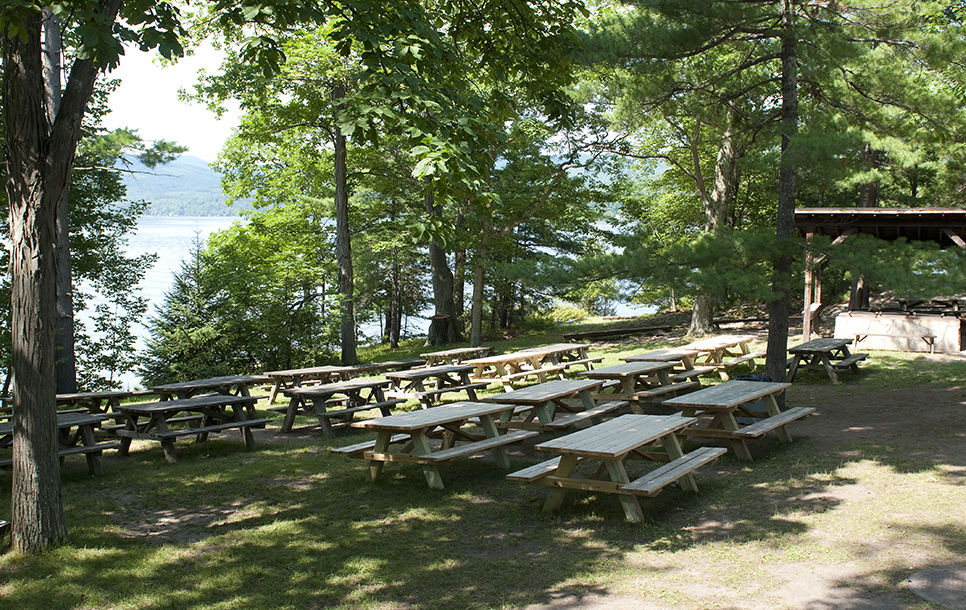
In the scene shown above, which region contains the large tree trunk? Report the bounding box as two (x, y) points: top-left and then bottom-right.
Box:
(765, 0), (798, 384)
(424, 191), (461, 345)
(388, 254), (401, 348)
(689, 112), (737, 335)
(43, 10), (77, 394)
(331, 85), (357, 364)
(1, 0), (113, 550)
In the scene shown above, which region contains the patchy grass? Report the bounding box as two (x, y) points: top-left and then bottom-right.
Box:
(1, 331), (964, 608)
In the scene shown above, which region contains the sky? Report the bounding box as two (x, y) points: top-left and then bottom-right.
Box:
(103, 44), (240, 163)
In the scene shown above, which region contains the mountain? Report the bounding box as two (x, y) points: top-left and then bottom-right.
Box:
(121, 155), (252, 216)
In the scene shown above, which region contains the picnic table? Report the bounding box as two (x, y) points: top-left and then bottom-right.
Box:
(681, 334), (765, 380)
(465, 350), (565, 391)
(787, 337), (868, 383)
(384, 364), (490, 409)
(151, 374), (271, 402)
(420, 346), (491, 366)
(332, 401), (538, 489)
(507, 414), (726, 522)
(116, 395), (269, 463)
(279, 378), (404, 436)
(579, 361), (698, 413)
(521, 343), (601, 371)
(623, 347), (720, 383)
(56, 389), (132, 414)
(0, 411), (119, 475)
(481, 378), (623, 432)
(661, 380), (815, 461)
(263, 365), (354, 404)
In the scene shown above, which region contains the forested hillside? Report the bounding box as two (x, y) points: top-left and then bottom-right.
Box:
(120, 155), (251, 216)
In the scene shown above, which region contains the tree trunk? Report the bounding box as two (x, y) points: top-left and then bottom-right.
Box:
(388, 254), (401, 348)
(765, 0), (798, 384)
(331, 85), (357, 364)
(4, 10), (65, 553)
(849, 276), (870, 310)
(859, 143), (881, 209)
(424, 191), (461, 345)
(43, 10), (77, 394)
(470, 241), (488, 347)
(688, 295), (715, 335)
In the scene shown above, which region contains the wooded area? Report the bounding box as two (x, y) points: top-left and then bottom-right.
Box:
(3, 0), (966, 554)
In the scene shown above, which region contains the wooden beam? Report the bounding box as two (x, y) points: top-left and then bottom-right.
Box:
(943, 228), (966, 249)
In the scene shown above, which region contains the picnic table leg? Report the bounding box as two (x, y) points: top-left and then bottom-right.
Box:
(762, 395), (793, 443)
(311, 398), (336, 438)
(268, 382), (281, 405)
(716, 412), (753, 461)
(820, 355), (840, 383)
(119, 414), (137, 456)
(621, 378), (642, 414)
(478, 414), (510, 469)
(411, 432), (445, 489)
(603, 459), (645, 523)
(78, 423), (104, 476)
(543, 454), (579, 513)
(161, 438), (178, 464)
(281, 396), (301, 434)
(232, 404), (257, 450)
(787, 355), (803, 381)
(660, 434), (697, 492)
(368, 431), (391, 481)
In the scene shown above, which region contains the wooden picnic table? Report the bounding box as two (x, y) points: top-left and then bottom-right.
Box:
(787, 337), (868, 383)
(465, 350), (564, 391)
(334, 401), (538, 489)
(579, 361), (698, 413)
(680, 334), (764, 380)
(0, 411), (119, 475)
(384, 364), (490, 409)
(420, 346), (491, 366)
(480, 378), (621, 432)
(661, 380), (814, 461)
(507, 414), (726, 522)
(151, 374), (271, 401)
(56, 389), (132, 414)
(622, 347), (719, 383)
(116, 395), (269, 463)
(521, 343), (601, 370)
(279, 378), (403, 436)
(263, 365), (355, 404)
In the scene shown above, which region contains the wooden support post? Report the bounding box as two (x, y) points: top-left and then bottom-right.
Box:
(803, 232), (815, 340)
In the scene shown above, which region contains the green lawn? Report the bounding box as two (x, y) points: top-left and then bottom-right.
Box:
(1, 331), (963, 608)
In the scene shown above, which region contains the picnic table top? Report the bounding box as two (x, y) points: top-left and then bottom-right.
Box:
(662, 380), (791, 409)
(151, 375), (271, 392)
(535, 414), (697, 458)
(622, 348), (701, 362)
(384, 364), (474, 380)
(351, 359), (424, 373)
(263, 365), (352, 378)
(56, 390), (132, 402)
(351, 401), (515, 431)
(682, 334), (758, 351)
(420, 346), (490, 358)
(464, 351), (545, 366)
(285, 377), (390, 396)
(0, 411), (109, 435)
(482, 379), (604, 404)
(520, 343), (587, 354)
(579, 361), (676, 379)
(788, 337), (852, 353)
(120, 394), (257, 415)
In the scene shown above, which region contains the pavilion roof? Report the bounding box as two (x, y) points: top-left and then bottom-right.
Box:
(794, 207), (966, 247)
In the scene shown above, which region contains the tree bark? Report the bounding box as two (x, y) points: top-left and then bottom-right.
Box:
(424, 191), (461, 345)
(331, 85), (357, 364)
(765, 0), (798, 384)
(43, 10), (77, 394)
(469, 240), (488, 347)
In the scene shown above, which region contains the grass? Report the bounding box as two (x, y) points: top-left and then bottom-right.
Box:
(1, 328), (964, 608)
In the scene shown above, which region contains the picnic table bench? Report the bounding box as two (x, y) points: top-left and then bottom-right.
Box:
(0, 411), (118, 475)
(507, 414), (725, 522)
(336, 401), (537, 489)
(579, 361), (699, 413)
(681, 335), (764, 380)
(115, 395), (269, 463)
(662, 380), (815, 461)
(384, 364), (490, 409)
(481, 378), (623, 431)
(279, 378), (404, 436)
(420, 346), (491, 366)
(787, 337), (868, 383)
